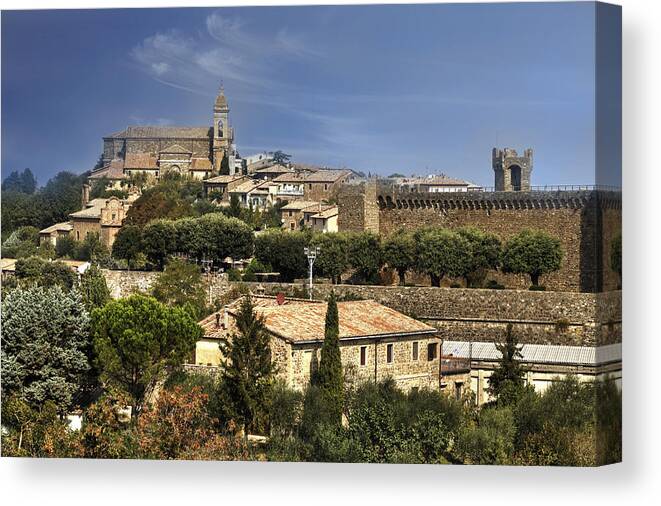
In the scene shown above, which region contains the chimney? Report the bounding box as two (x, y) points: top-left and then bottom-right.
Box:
(215, 313), (220, 328)
(223, 306), (229, 329)
(82, 184), (90, 207)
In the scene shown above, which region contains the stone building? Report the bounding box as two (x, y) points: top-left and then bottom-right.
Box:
(89, 87), (237, 183)
(194, 295), (443, 392)
(68, 196), (133, 249)
(441, 341), (621, 405)
(203, 174), (248, 200)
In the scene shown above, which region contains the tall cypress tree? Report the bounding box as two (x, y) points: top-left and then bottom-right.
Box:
(316, 291), (344, 424)
(488, 323), (525, 403)
(220, 296), (276, 435)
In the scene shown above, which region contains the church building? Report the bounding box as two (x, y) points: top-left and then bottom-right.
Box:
(89, 87), (241, 184)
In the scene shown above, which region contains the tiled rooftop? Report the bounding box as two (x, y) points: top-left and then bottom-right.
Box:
(107, 126), (212, 139)
(201, 297), (436, 343)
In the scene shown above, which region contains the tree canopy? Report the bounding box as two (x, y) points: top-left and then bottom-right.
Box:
(414, 228), (471, 286)
(383, 229), (416, 285)
(501, 229), (563, 287)
(91, 294), (202, 411)
(254, 230), (308, 282)
(1, 286), (91, 412)
(2, 168), (38, 194)
(151, 258), (207, 319)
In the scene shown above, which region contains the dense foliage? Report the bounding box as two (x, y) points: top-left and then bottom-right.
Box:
(501, 229), (563, 287)
(219, 296), (277, 434)
(2, 171), (90, 237)
(91, 294), (202, 411)
(151, 258), (207, 318)
(254, 230), (309, 282)
(1, 286), (91, 412)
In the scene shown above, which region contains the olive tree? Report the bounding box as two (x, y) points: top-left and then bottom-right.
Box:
(501, 229), (563, 287)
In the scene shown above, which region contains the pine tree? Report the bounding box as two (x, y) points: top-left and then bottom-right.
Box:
(488, 324), (525, 403)
(316, 291), (344, 424)
(220, 296), (276, 434)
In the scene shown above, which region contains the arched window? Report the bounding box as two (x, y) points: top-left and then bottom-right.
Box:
(217, 120), (224, 138)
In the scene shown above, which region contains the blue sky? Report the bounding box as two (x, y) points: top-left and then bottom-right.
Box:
(2, 3), (618, 187)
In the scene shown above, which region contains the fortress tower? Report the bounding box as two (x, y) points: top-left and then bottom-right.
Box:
(492, 147), (533, 191)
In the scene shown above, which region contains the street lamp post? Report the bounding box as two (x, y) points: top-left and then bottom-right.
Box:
(200, 256), (214, 305)
(303, 246), (320, 300)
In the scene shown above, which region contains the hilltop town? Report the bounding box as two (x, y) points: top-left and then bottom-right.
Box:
(1, 86), (622, 465)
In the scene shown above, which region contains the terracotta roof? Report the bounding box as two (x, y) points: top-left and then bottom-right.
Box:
(107, 126), (212, 139)
(261, 299), (434, 343)
(254, 164), (294, 175)
(273, 173), (307, 183)
(89, 159), (126, 179)
(204, 175), (246, 185)
(190, 158), (212, 171)
(199, 296), (314, 339)
(229, 180), (266, 194)
(302, 169), (352, 183)
(124, 153), (158, 169)
(404, 175), (472, 186)
(311, 206), (338, 220)
(280, 200), (321, 211)
(69, 198), (107, 219)
(39, 221), (73, 234)
(226, 298), (435, 343)
(161, 144), (192, 154)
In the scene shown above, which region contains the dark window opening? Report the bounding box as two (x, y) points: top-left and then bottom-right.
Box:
(387, 344), (393, 363)
(412, 342), (419, 361)
(360, 346), (367, 366)
(427, 342), (438, 361)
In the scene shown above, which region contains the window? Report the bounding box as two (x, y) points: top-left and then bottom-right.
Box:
(288, 211), (293, 217)
(218, 120), (224, 138)
(111, 213), (116, 221)
(290, 223), (295, 231)
(324, 184), (328, 191)
(76, 231), (80, 240)
(455, 382), (463, 401)
(360, 346), (367, 366)
(309, 183), (312, 190)
(386, 344), (393, 363)
(412, 342), (419, 361)
(427, 342), (438, 361)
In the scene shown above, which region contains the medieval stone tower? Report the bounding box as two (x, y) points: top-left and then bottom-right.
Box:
(212, 86), (234, 172)
(492, 147), (533, 191)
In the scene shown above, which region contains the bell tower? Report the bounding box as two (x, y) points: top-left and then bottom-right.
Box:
(213, 85), (233, 172)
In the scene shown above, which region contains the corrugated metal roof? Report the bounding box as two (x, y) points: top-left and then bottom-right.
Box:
(442, 341), (621, 366)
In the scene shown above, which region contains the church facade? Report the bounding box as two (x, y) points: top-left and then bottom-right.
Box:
(90, 87), (240, 184)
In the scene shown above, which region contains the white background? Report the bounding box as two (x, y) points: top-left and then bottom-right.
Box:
(0, 0), (658, 504)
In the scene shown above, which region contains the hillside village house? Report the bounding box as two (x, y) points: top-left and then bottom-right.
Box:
(39, 195), (135, 250)
(193, 295), (443, 392)
(395, 174), (480, 193)
(308, 206), (339, 233)
(203, 174), (248, 200)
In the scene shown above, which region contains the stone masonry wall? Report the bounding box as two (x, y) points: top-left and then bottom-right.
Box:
(240, 282), (622, 347)
(337, 184), (622, 293)
(102, 271), (621, 348)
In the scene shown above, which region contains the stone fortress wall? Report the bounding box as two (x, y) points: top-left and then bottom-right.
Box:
(338, 181), (622, 293)
(102, 270), (621, 348)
